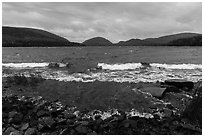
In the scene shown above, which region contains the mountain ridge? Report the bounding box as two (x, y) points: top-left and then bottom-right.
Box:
(2, 26), (202, 47)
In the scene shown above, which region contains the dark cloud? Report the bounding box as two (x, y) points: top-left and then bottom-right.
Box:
(2, 2), (202, 43)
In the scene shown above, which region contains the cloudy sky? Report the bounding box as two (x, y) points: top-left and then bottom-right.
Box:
(2, 2), (202, 43)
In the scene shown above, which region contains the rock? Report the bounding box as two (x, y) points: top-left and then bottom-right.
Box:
(42, 117), (55, 128)
(8, 111), (18, 118)
(94, 115), (101, 120)
(88, 131), (97, 135)
(24, 128), (36, 135)
(141, 62), (151, 68)
(166, 103), (174, 110)
(80, 121), (89, 126)
(20, 123), (29, 131)
(10, 131), (23, 135)
(37, 110), (48, 117)
(64, 112), (76, 119)
(48, 62), (60, 68)
(75, 125), (88, 134)
(37, 124), (44, 131)
(59, 128), (70, 135)
(56, 117), (66, 124)
(165, 86), (182, 93)
(163, 108), (173, 117)
(3, 127), (16, 135)
(164, 79), (194, 90)
(141, 87), (166, 98)
(9, 112), (24, 124)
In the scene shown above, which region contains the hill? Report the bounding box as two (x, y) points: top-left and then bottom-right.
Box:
(116, 33), (202, 46)
(82, 37), (113, 46)
(2, 26), (82, 47)
(2, 26), (202, 47)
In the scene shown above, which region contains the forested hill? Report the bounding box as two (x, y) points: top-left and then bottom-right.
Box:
(2, 26), (202, 47)
(2, 26), (82, 47)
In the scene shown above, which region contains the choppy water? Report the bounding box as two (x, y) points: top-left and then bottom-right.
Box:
(2, 46), (202, 83)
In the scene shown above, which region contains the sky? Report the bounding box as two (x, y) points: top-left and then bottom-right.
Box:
(2, 2), (202, 43)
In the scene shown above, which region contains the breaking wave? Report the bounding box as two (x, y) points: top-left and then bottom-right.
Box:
(2, 62), (202, 83)
(2, 62), (202, 70)
(98, 63), (202, 70)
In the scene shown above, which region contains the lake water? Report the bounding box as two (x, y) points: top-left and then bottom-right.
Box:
(2, 46), (202, 83)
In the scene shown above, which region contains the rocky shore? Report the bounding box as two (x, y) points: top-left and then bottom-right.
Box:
(2, 75), (202, 135)
(2, 94), (201, 135)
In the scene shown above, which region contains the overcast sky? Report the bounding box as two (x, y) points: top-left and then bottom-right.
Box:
(2, 2), (202, 43)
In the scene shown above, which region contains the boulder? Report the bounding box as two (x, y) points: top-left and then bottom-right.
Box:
(141, 87), (166, 98)
(165, 86), (182, 93)
(164, 79), (194, 90)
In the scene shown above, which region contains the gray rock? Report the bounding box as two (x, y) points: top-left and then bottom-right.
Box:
(20, 123), (29, 131)
(59, 128), (70, 135)
(75, 125), (88, 134)
(10, 131), (23, 135)
(3, 127), (16, 135)
(8, 111), (18, 118)
(42, 117), (55, 128)
(37, 110), (48, 117)
(24, 128), (36, 135)
(64, 113), (76, 119)
(141, 87), (166, 98)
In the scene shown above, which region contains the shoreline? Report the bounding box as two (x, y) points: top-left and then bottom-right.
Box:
(2, 75), (202, 134)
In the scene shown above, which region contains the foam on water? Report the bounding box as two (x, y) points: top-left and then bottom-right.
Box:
(2, 62), (202, 83)
(98, 62), (202, 70)
(2, 63), (49, 68)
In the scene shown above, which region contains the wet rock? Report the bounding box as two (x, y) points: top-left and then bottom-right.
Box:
(20, 123), (29, 131)
(3, 127), (16, 135)
(165, 86), (182, 93)
(165, 79), (194, 90)
(141, 87), (166, 98)
(24, 128), (36, 135)
(48, 62), (60, 68)
(75, 125), (89, 134)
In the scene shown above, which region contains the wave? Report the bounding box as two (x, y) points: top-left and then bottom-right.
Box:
(2, 62), (67, 68)
(2, 63), (49, 68)
(2, 62), (202, 70)
(98, 63), (202, 70)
